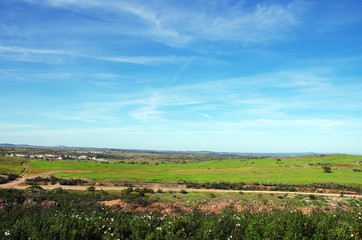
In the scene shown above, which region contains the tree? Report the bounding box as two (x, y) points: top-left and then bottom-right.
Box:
(322, 165), (332, 173)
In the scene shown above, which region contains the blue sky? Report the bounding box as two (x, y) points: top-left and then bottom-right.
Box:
(1, 0), (362, 153)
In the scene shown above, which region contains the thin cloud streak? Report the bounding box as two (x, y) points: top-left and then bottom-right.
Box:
(0, 45), (195, 65)
(23, 0), (306, 46)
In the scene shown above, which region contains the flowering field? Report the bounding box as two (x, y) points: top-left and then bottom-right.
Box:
(0, 188), (361, 239)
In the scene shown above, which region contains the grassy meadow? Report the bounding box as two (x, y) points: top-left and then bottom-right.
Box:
(0, 157), (29, 174)
(25, 154), (362, 186)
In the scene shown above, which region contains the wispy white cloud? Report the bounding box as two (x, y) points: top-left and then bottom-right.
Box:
(0, 45), (194, 65)
(0, 69), (28, 81)
(0, 121), (40, 129)
(35, 65), (361, 126)
(130, 107), (164, 123)
(23, 0), (307, 46)
(197, 113), (214, 121)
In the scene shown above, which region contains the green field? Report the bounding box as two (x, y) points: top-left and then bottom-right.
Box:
(0, 157), (29, 174)
(25, 154), (362, 186)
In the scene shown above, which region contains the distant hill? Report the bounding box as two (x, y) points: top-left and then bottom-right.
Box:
(0, 143), (320, 157)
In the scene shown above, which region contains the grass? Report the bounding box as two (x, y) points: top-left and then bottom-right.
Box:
(0, 157), (29, 174)
(22, 154), (362, 186)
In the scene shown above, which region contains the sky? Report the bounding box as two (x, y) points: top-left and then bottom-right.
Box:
(1, 0), (362, 153)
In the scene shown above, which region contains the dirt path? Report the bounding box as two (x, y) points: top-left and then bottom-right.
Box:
(0, 174), (360, 198)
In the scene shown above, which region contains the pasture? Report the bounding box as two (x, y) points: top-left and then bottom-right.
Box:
(0, 157), (29, 174)
(26, 154), (362, 186)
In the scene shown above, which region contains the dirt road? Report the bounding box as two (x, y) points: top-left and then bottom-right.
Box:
(0, 174), (360, 198)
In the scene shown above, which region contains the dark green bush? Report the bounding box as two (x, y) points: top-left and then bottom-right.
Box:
(183, 181), (361, 193)
(0, 173), (19, 184)
(25, 176), (89, 186)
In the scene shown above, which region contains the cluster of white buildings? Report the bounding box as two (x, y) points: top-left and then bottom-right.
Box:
(6, 153), (63, 159)
(6, 153), (107, 162)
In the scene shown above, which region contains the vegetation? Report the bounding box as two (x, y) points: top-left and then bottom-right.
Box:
(24, 176), (89, 186)
(183, 181), (361, 194)
(322, 165), (332, 173)
(1, 147), (361, 239)
(0, 174), (19, 184)
(21, 154), (361, 187)
(0, 145), (260, 164)
(0, 188), (360, 239)
(0, 157), (29, 175)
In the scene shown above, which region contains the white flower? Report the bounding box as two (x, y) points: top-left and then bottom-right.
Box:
(4, 230), (10, 236)
(351, 234), (354, 237)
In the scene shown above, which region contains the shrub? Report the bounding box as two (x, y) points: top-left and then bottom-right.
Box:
(26, 185), (44, 191)
(51, 188), (68, 194)
(0, 176), (7, 184)
(0, 173), (19, 184)
(322, 165), (332, 173)
(180, 189), (188, 194)
(86, 186), (95, 192)
(59, 178), (88, 185)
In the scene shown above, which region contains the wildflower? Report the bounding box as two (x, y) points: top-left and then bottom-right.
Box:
(156, 227), (162, 231)
(236, 223), (241, 227)
(4, 230), (10, 236)
(351, 234), (354, 237)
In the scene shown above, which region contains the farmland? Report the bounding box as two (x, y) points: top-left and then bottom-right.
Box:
(25, 154), (362, 187)
(1, 147), (361, 239)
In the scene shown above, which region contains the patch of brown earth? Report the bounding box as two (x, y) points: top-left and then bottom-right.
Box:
(0, 198), (6, 209)
(41, 200), (59, 208)
(99, 199), (354, 215)
(99, 200), (191, 214)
